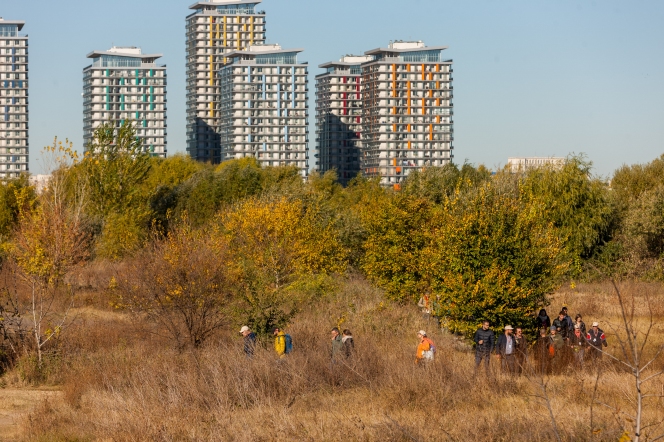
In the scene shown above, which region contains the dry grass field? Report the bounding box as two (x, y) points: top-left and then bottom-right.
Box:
(3, 278), (664, 441)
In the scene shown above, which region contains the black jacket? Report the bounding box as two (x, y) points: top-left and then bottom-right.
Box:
(535, 314), (551, 330)
(496, 333), (516, 357)
(474, 328), (495, 353)
(552, 318), (570, 339)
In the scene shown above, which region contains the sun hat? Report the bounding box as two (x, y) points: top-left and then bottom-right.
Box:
(418, 330), (427, 336)
(504, 325), (514, 330)
(592, 322), (599, 327)
(239, 326), (250, 334)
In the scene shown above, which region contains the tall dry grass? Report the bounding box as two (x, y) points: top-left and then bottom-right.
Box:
(15, 277), (664, 441)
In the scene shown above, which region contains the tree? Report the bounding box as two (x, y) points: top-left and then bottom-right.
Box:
(8, 140), (89, 365)
(218, 197), (348, 335)
(423, 182), (568, 336)
(112, 220), (233, 349)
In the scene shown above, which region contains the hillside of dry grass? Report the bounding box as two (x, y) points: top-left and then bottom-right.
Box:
(3, 277), (664, 441)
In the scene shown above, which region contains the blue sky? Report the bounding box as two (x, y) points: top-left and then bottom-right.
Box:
(4, 0), (663, 177)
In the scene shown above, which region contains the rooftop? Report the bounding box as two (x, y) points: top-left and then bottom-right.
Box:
(319, 55), (373, 69)
(0, 17), (25, 31)
(87, 46), (163, 60)
(189, 0), (262, 10)
(225, 44), (303, 58)
(365, 40), (448, 56)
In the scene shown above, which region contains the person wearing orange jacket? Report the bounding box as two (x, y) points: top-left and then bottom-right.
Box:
(415, 330), (435, 364)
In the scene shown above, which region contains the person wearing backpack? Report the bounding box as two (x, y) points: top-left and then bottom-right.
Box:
(415, 330), (435, 364)
(273, 327), (293, 358)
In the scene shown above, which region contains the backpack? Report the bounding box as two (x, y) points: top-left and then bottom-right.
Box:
(424, 337), (436, 354)
(284, 334), (293, 354)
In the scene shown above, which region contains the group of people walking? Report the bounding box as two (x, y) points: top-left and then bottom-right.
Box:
(474, 306), (608, 375)
(237, 305), (608, 376)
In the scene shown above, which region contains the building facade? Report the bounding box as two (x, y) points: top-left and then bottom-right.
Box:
(0, 18), (28, 179)
(186, 0), (267, 163)
(83, 47), (167, 156)
(219, 44), (309, 178)
(362, 41), (453, 188)
(315, 55), (371, 185)
(507, 157), (565, 172)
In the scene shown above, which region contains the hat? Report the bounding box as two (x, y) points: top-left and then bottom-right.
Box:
(550, 326), (557, 332)
(592, 322), (599, 327)
(239, 326), (250, 334)
(504, 325), (513, 330)
(418, 330), (427, 336)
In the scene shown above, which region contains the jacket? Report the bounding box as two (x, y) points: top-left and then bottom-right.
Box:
(473, 328), (495, 353)
(416, 338), (432, 363)
(515, 335), (528, 357)
(274, 331), (287, 356)
(552, 318), (569, 339)
(496, 334), (516, 357)
(569, 330), (588, 351)
(548, 334), (564, 357)
(342, 336), (355, 358)
(535, 314), (551, 330)
(331, 335), (343, 358)
(587, 329), (607, 349)
(244, 332), (256, 356)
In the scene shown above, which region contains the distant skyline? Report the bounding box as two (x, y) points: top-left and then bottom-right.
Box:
(4, 0), (663, 177)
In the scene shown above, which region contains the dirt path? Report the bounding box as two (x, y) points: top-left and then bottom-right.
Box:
(0, 389), (60, 441)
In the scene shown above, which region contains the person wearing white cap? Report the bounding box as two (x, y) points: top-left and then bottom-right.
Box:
(239, 326), (256, 358)
(586, 321), (607, 360)
(416, 330), (435, 364)
(496, 325), (516, 375)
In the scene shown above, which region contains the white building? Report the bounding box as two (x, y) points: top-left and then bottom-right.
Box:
(507, 157), (565, 172)
(315, 55), (372, 185)
(361, 41), (453, 188)
(0, 18), (28, 179)
(186, 0), (267, 163)
(219, 44), (309, 178)
(83, 47), (167, 156)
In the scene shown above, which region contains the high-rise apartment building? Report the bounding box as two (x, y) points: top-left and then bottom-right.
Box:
(315, 55), (371, 185)
(362, 41), (453, 188)
(186, 0), (267, 163)
(83, 47), (167, 156)
(0, 18), (28, 179)
(219, 44), (309, 177)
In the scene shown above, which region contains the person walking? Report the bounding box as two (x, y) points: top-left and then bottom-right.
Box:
(561, 307), (574, 334)
(497, 325), (517, 375)
(415, 330), (434, 365)
(569, 323), (588, 369)
(474, 321), (495, 375)
(273, 327), (287, 358)
(534, 328), (550, 375)
(342, 329), (355, 359)
(586, 322), (608, 360)
(331, 327), (343, 360)
(418, 292), (432, 322)
(535, 309), (551, 331)
(548, 326), (565, 373)
(575, 314), (587, 335)
(514, 327), (528, 375)
(240, 325), (256, 358)
(553, 311), (570, 341)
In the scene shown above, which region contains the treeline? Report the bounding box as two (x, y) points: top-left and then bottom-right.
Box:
(1, 122), (663, 342)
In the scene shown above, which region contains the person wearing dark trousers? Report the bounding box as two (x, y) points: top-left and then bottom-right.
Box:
(587, 321), (608, 360)
(497, 325), (517, 375)
(569, 323), (588, 369)
(240, 326), (256, 358)
(473, 321), (495, 375)
(514, 327), (528, 375)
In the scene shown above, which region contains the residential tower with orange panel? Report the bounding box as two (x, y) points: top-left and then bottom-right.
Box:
(361, 41), (453, 188)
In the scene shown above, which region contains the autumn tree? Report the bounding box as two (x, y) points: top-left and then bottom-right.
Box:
(218, 197), (348, 335)
(8, 140), (89, 365)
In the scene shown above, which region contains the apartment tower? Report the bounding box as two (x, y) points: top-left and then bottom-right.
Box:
(83, 47), (167, 156)
(219, 44), (309, 178)
(0, 18), (28, 179)
(315, 55), (371, 185)
(362, 41), (453, 188)
(186, 0), (267, 163)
